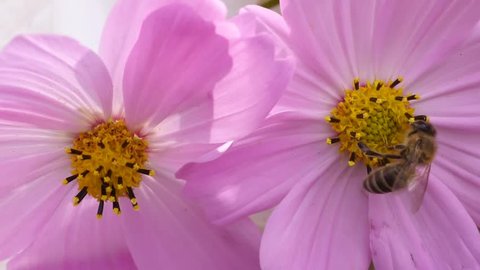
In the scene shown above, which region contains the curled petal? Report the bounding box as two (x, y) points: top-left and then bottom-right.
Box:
(100, 0), (226, 112)
(122, 4), (231, 132)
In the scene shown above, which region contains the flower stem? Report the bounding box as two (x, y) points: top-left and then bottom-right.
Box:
(258, 0), (279, 9)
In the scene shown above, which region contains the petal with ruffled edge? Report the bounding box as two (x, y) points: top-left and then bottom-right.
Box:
(280, 0), (480, 90)
(233, 5), (290, 55)
(260, 164), (370, 270)
(178, 112), (334, 224)
(120, 176), (261, 270)
(8, 190), (135, 270)
(122, 4), (231, 132)
(233, 6), (339, 118)
(0, 35), (113, 132)
(369, 176), (480, 269)
(0, 156), (71, 260)
(100, 0), (226, 113)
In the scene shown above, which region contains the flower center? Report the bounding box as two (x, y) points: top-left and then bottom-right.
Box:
(63, 120), (154, 218)
(326, 78), (427, 170)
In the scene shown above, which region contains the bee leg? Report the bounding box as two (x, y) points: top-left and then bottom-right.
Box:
(378, 158), (390, 166)
(366, 165), (372, 174)
(357, 142), (384, 158)
(387, 144), (406, 151)
(384, 154), (402, 159)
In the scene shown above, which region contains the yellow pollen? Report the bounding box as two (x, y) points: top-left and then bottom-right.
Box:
(63, 120), (153, 215)
(326, 78), (419, 168)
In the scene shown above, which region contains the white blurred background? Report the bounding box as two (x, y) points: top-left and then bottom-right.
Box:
(0, 0), (259, 49)
(0, 0), (271, 268)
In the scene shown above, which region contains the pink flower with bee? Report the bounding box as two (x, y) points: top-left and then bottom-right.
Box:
(178, 0), (480, 269)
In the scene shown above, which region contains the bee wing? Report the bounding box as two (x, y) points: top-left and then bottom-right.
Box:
(405, 164), (431, 213)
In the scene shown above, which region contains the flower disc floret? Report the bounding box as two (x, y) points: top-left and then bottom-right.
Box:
(326, 78), (424, 168)
(63, 120), (155, 217)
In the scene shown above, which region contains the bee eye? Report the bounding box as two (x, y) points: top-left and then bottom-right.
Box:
(414, 121), (436, 136)
(418, 122), (428, 130)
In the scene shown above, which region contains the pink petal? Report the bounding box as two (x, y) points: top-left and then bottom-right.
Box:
(0, 126), (73, 259)
(377, 0), (480, 82)
(153, 29), (293, 143)
(0, 35), (113, 131)
(428, 125), (480, 224)
(8, 190), (135, 270)
(0, 150), (66, 193)
(122, 4), (231, 131)
(142, 7), (295, 144)
(100, 0), (226, 114)
(234, 5), (290, 52)
(235, 5), (340, 117)
(203, 35), (293, 142)
(277, 61), (342, 117)
(0, 125), (72, 192)
(432, 157), (480, 225)
(281, 0), (480, 85)
(0, 160), (72, 260)
(178, 113), (334, 224)
(120, 176), (261, 270)
(280, 0), (355, 88)
(260, 164), (370, 270)
(369, 176), (480, 269)
(148, 142), (222, 174)
(409, 30), (480, 118)
(0, 125), (70, 161)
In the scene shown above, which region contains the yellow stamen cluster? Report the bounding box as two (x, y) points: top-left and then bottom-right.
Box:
(326, 78), (418, 168)
(63, 120), (154, 217)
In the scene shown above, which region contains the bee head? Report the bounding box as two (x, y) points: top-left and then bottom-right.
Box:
(411, 120), (436, 136)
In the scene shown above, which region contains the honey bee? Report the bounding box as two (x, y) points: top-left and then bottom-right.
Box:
(361, 120), (437, 210)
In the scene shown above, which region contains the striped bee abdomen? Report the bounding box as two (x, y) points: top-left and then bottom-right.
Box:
(363, 164), (406, 194)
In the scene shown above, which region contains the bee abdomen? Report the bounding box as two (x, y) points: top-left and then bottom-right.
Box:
(363, 166), (398, 194)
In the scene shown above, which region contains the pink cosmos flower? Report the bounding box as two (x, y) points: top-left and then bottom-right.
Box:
(178, 0), (480, 269)
(0, 0), (292, 269)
